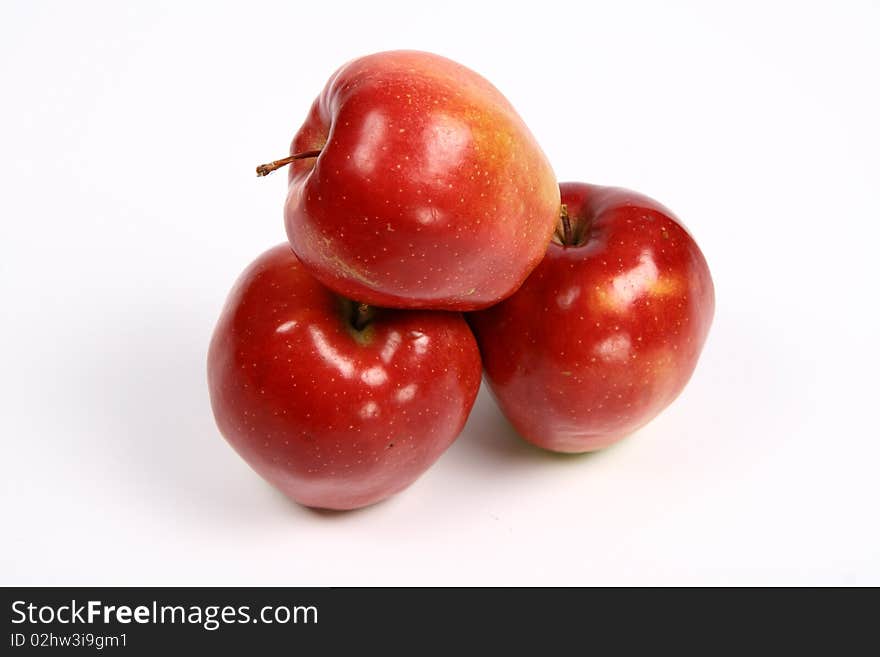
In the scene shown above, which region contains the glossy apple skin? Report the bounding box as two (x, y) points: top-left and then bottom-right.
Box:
(208, 244), (482, 509)
(468, 183), (714, 453)
(284, 50), (560, 311)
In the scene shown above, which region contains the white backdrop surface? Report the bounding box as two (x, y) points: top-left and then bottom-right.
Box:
(1, 1), (878, 585)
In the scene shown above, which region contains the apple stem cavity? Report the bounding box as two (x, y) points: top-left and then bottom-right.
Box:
(554, 204), (592, 248)
(255, 150), (322, 177)
(554, 204), (575, 247)
(351, 303), (375, 332)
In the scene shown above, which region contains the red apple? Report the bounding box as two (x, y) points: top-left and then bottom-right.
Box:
(208, 244), (482, 509)
(468, 183), (714, 453)
(258, 50), (560, 311)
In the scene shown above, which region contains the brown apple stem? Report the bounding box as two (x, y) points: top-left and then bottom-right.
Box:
(559, 204), (573, 246)
(255, 150), (322, 177)
(351, 303), (375, 331)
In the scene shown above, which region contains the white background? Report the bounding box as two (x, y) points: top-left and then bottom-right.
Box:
(2, 1), (878, 586)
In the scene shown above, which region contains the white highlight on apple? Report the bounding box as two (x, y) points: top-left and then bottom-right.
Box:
(396, 383), (418, 403)
(360, 366), (388, 386)
(610, 249), (658, 310)
(410, 331), (430, 355)
(594, 333), (632, 363)
(352, 110), (387, 175)
(556, 286), (581, 310)
(276, 320), (299, 333)
(359, 401), (380, 419)
(381, 330), (402, 363)
(309, 326), (355, 378)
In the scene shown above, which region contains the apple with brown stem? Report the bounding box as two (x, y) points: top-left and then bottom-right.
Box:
(257, 50), (560, 311)
(468, 182), (715, 453)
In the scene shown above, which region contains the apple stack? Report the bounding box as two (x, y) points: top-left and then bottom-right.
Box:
(208, 51), (714, 510)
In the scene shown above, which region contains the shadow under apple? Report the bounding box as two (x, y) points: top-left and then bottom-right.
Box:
(447, 383), (618, 468)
